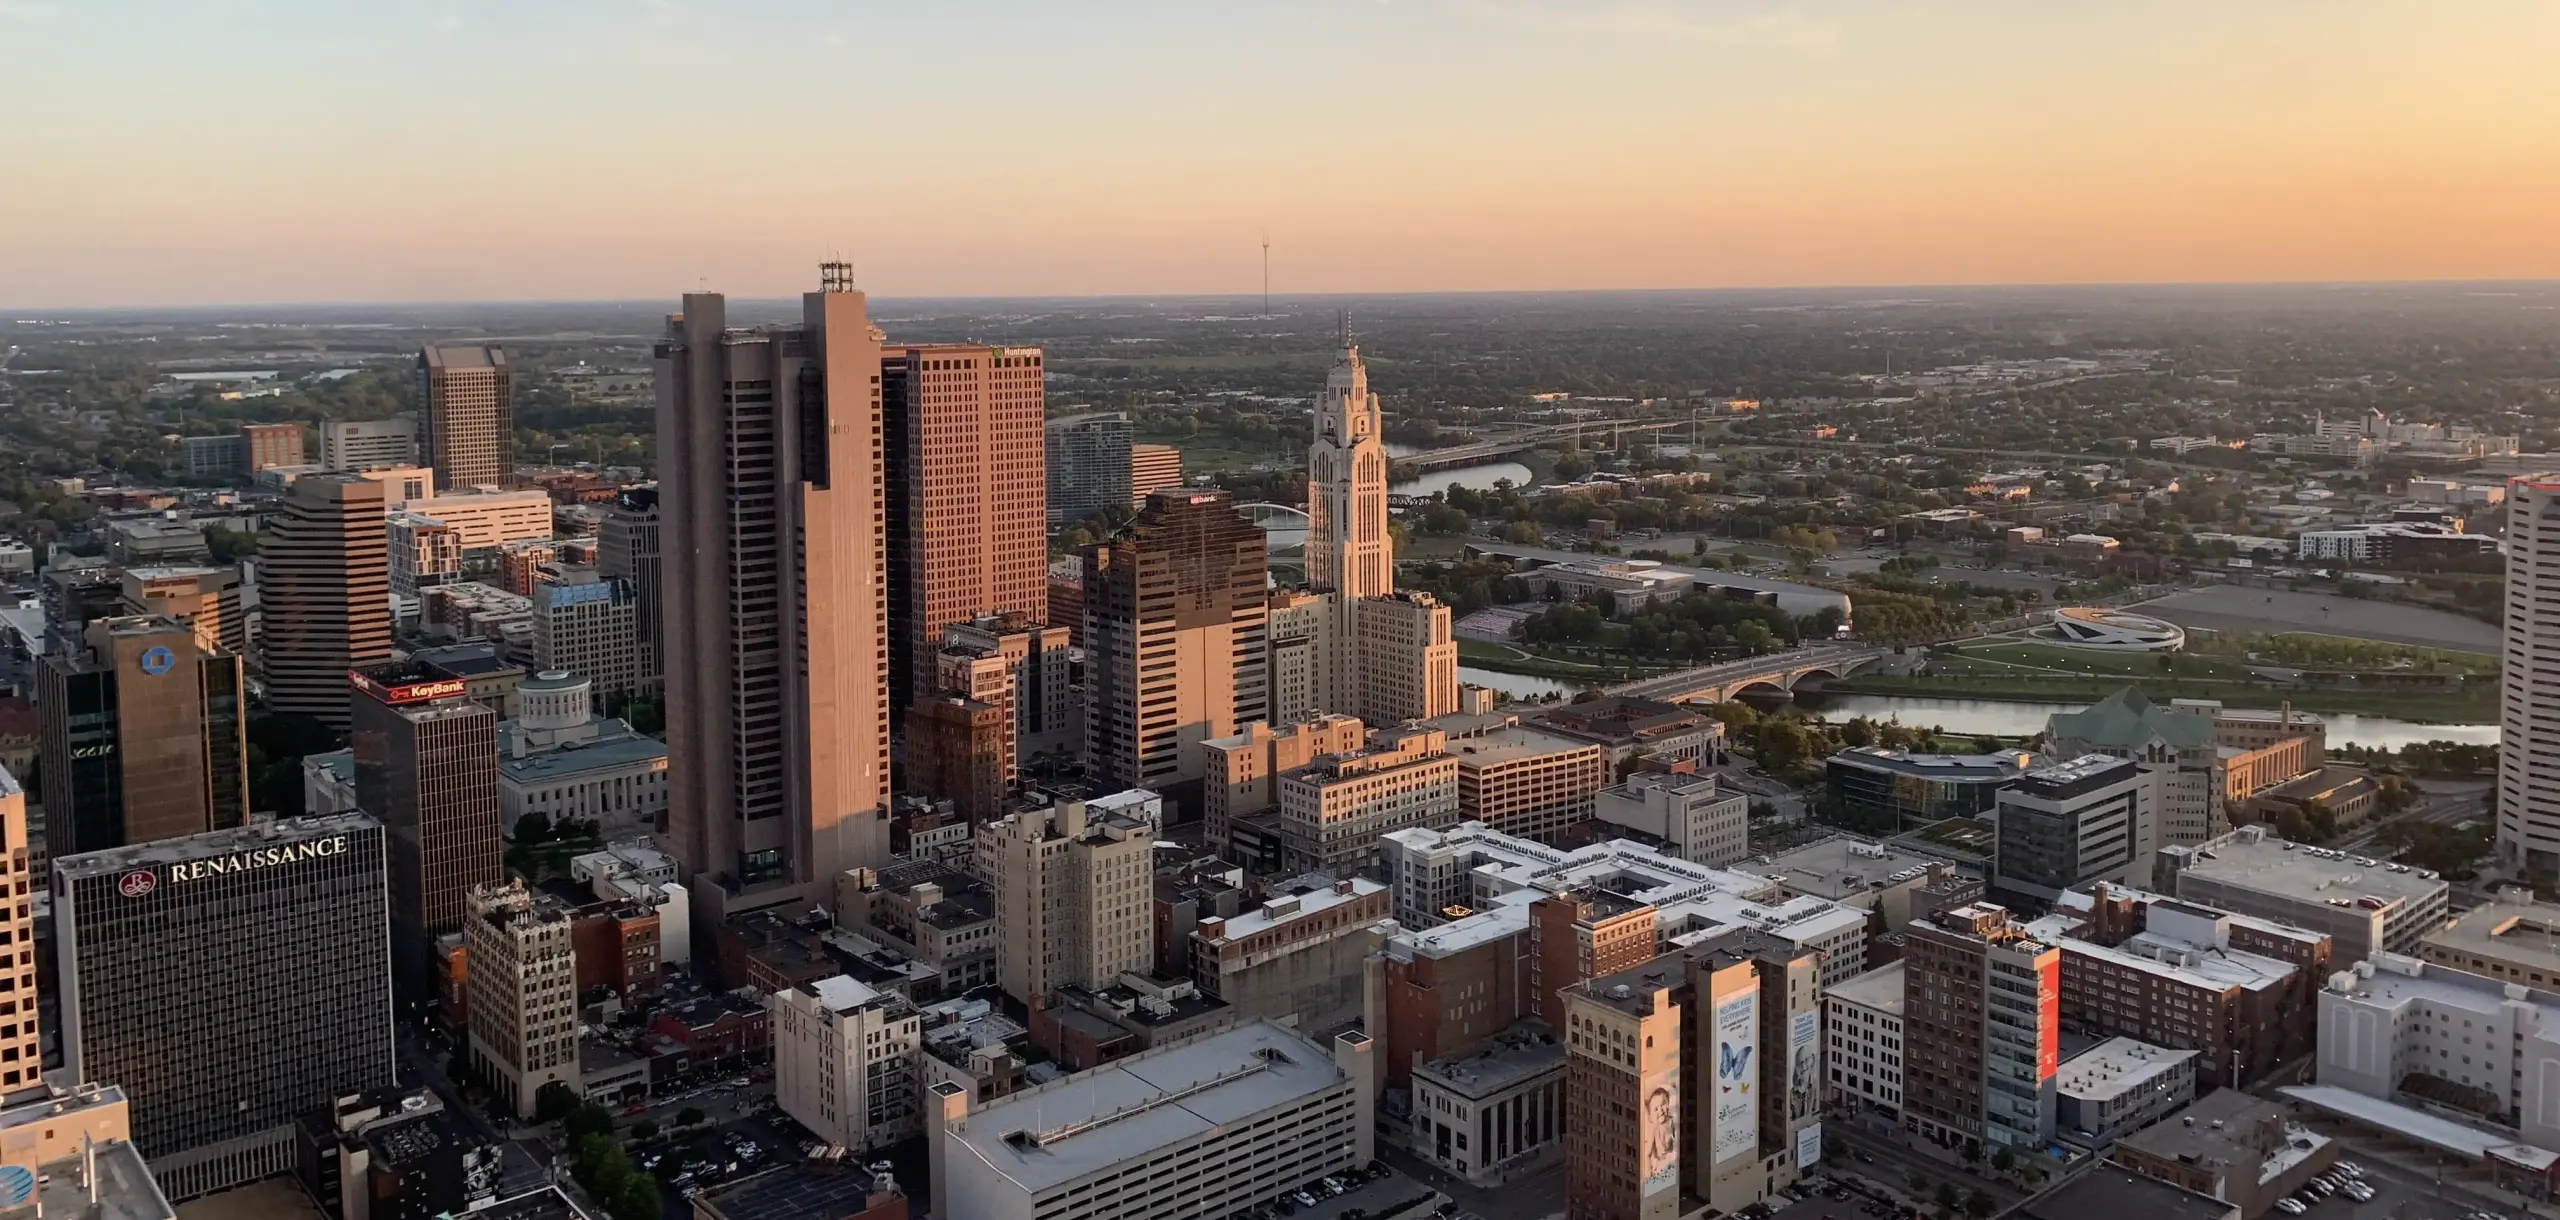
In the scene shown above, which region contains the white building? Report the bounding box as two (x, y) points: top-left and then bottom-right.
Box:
(2504, 479), (2560, 873)
(1592, 771), (1749, 866)
(498, 672), (667, 838)
(1380, 821), (1870, 987)
(568, 839), (690, 971)
(369, 479), (554, 551)
(2316, 952), (2560, 1151)
(2160, 826), (2450, 961)
(773, 974), (922, 1153)
(1826, 960), (1905, 1122)
(928, 1020), (1375, 1220)
(465, 880), (579, 1119)
(976, 799), (1153, 1004)
(385, 511), (463, 599)
(320, 418), (419, 472)
(1409, 1023), (1565, 1187)
(2054, 1038), (2197, 1147)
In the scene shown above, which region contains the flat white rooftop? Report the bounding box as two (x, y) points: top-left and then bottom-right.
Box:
(2056, 1037), (2197, 1103)
(1828, 961), (1906, 1017)
(946, 1020), (1347, 1197)
(2175, 829), (2447, 907)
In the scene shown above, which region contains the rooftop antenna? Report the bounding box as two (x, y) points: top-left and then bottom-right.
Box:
(1262, 234), (1272, 319)
(820, 259), (855, 294)
(1338, 308), (1352, 351)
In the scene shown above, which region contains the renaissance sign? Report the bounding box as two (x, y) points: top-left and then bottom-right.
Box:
(161, 835), (350, 885)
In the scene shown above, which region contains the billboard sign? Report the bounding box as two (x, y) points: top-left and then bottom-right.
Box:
(1789, 1008), (1820, 1121)
(348, 670), (469, 706)
(1713, 988), (1759, 1163)
(1641, 1066), (1680, 1198)
(1797, 1122), (1823, 1170)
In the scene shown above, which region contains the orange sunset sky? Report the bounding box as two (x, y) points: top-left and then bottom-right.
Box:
(3, 0), (2556, 306)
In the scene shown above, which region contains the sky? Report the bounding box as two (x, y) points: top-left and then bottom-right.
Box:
(3, 0), (2558, 307)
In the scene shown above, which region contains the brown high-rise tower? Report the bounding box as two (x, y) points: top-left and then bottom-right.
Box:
(259, 473), (392, 727)
(656, 270), (892, 932)
(418, 343), (515, 490)
(882, 343), (1048, 715)
(1082, 490), (1270, 816)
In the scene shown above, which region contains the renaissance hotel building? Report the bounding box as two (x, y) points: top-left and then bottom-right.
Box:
(53, 813), (395, 1200)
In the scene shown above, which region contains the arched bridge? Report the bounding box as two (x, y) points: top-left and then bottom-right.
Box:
(1604, 644), (1888, 705)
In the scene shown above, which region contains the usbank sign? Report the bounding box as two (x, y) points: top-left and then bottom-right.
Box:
(158, 836), (350, 886)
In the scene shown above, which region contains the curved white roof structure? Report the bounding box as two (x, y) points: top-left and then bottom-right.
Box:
(2052, 607), (2186, 651)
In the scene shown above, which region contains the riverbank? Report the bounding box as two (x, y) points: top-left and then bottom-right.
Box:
(1823, 673), (2498, 724)
(1454, 638), (1666, 684)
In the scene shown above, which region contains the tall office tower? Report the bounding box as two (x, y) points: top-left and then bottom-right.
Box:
(882, 344), (1049, 717)
(118, 565), (246, 656)
(1901, 903), (2062, 1155)
(351, 661), (502, 992)
(1041, 411), (1134, 524)
(240, 422), (306, 473)
(0, 768), (37, 1096)
(596, 487), (662, 694)
(416, 343), (514, 491)
(941, 612), (1076, 764)
(260, 473), (391, 726)
(1128, 442), (1184, 503)
(2503, 478), (2560, 870)
(935, 646), (1018, 786)
(656, 270), (892, 927)
(975, 800), (1153, 1004)
(464, 879), (579, 1119)
(39, 615), (249, 856)
(1264, 589), (1334, 726)
(54, 814), (395, 1200)
(1081, 490), (1270, 815)
(532, 567), (639, 704)
(1307, 335), (1393, 603)
(40, 560), (123, 656)
(319, 417), (420, 472)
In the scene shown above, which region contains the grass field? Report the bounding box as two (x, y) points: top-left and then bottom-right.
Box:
(1943, 641), (2258, 680)
(1455, 638), (1665, 682)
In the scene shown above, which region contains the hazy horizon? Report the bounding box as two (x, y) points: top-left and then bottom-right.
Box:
(6, 0), (2556, 308)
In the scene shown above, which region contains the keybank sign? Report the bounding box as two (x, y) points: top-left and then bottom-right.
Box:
(160, 835), (350, 885)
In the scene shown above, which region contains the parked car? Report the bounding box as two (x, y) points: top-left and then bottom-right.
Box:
(2274, 1198), (2307, 1216)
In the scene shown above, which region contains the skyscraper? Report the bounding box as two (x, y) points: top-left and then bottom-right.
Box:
(1082, 490), (1269, 813)
(1042, 411), (1133, 525)
(259, 472), (392, 726)
(1902, 902), (2062, 1154)
(975, 799), (1153, 1004)
(38, 615), (248, 856)
(0, 767), (38, 1096)
(2502, 478), (2560, 870)
(656, 269), (892, 929)
(416, 343), (514, 491)
(464, 879), (579, 1119)
(1307, 335), (1393, 603)
(351, 661), (503, 991)
(596, 486), (662, 695)
(54, 814), (395, 1200)
(882, 343), (1048, 715)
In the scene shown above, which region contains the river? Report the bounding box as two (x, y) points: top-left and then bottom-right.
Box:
(1392, 461), (1534, 498)
(1453, 668), (2498, 751)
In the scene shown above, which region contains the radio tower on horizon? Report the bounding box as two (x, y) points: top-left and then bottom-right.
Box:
(1261, 234), (1271, 318)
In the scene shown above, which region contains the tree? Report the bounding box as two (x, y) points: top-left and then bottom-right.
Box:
(630, 1119), (658, 1141)
(676, 1106), (706, 1128)
(1756, 718), (1820, 772)
(1991, 1147), (2016, 1174)
(1965, 1190), (1996, 1219)
(1419, 503), (1470, 535)
(1502, 520), (1545, 546)
(1936, 1184), (1961, 1211)
(611, 1173), (661, 1220)
(533, 1080), (578, 1125)
(564, 1102), (615, 1140)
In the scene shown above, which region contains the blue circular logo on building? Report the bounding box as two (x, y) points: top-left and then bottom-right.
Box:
(0, 1165), (33, 1206)
(139, 646), (175, 676)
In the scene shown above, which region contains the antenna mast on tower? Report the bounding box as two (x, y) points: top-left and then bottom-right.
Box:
(1261, 234), (1272, 318)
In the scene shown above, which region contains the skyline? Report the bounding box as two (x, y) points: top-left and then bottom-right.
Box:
(3, 0), (2558, 307)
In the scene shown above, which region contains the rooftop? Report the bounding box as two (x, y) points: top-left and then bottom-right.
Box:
(1200, 875), (1385, 944)
(2173, 826), (2449, 908)
(945, 1020), (1349, 1196)
(693, 1163), (904, 1220)
(2009, 753), (2144, 800)
(1413, 1021), (1566, 1099)
(0, 1139), (178, 1220)
(1573, 954), (1688, 1017)
(1827, 745), (2039, 780)
(1755, 835), (1953, 900)
(1445, 725), (1600, 767)
(498, 732), (667, 782)
(1529, 696), (1710, 744)
(2008, 1164), (2236, 1220)
(55, 811), (379, 878)
(2055, 1037), (2197, 1102)
(2424, 898), (2560, 975)
(2048, 687), (2216, 751)
(1827, 960), (1906, 1016)
(2326, 952), (2560, 1024)
(2116, 1087), (2306, 1170)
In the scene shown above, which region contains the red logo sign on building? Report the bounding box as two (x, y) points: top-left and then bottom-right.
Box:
(117, 871), (156, 899)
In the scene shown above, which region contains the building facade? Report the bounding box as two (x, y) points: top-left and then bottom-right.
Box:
(976, 800), (1153, 1004)
(1082, 490), (1270, 813)
(774, 975), (922, 1153)
(1277, 727), (1460, 876)
(1826, 961), (1906, 1122)
(532, 569), (639, 702)
(417, 343), (514, 491)
(39, 615), (248, 856)
(882, 344), (1049, 716)
(351, 662), (503, 991)
(54, 815), (395, 1200)
(464, 880), (579, 1119)
(1041, 411), (1134, 525)
(594, 486), (661, 695)
(1201, 714), (1367, 858)
(1446, 724), (1608, 845)
(1992, 755), (2150, 901)
(0, 769), (38, 1093)
(1592, 772), (1749, 866)
(1901, 903), (2062, 1154)
(655, 273), (893, 928)
(1127, 442), (1183, 503)
(2505, 478), (2560, 871)
(259, 473), (392, 725)
(319, 417), (419, 472)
